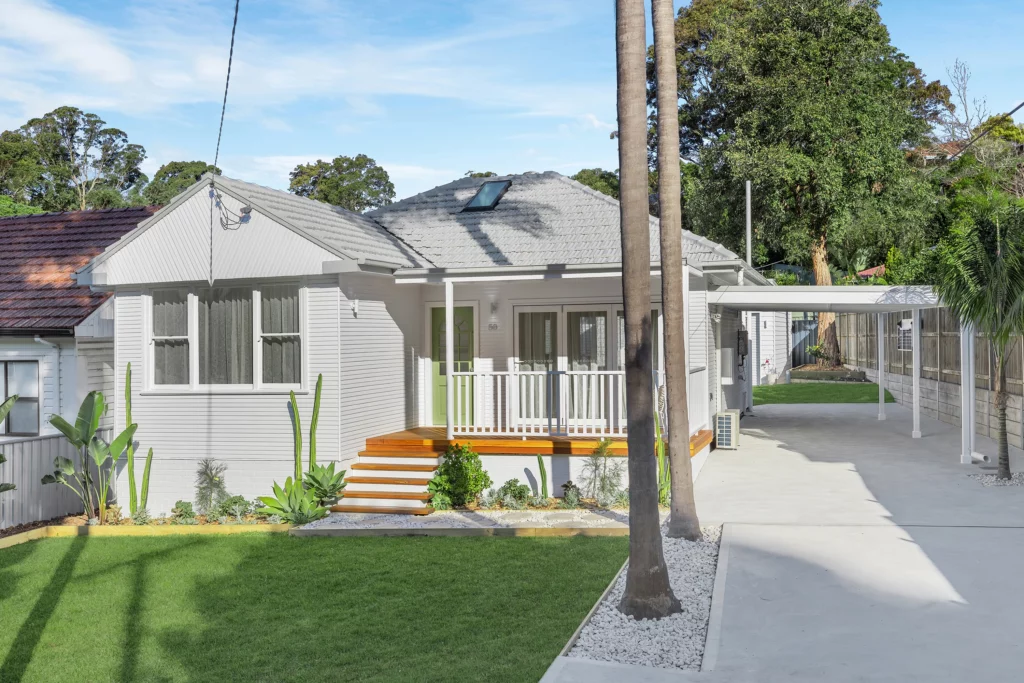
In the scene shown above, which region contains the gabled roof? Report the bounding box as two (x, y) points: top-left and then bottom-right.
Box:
(368, 171), (738, 269)
(0, 206), (159, 332)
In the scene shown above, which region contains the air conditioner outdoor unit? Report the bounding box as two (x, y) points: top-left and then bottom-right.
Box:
(715, 410), (741, 449)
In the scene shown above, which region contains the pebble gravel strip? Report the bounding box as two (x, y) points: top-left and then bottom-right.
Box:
(968, 472), (1024, 487)
(568, 525), (722, 671)
(298, 508), (664, 531)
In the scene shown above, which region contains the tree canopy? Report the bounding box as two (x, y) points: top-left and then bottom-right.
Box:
(0, 195), (44, 217)
(289, 154), (395, 213)
(143, 161), (220, 205)
(571, 168), (620, 199)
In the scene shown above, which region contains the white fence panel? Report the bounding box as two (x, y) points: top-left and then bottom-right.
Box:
(0, 434), (105, 530)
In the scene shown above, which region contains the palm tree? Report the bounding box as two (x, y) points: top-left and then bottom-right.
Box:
(935, 213), (1024, 480)
(616, 0), (682, 620)
(652, 0), (701, 541)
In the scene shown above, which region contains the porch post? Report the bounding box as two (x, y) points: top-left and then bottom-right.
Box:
(912, 308), (922, 438)
(960, 321), (973, 463)
(877, 312), (886, 421)
(682, 268), (690, 398)
(445, 279), (455, 440)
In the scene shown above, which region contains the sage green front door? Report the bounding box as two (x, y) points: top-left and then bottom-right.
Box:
(432, 306), (474, 425)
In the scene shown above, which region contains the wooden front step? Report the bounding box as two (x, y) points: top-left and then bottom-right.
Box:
(351, 463), (438, 473)
(330, 504), (434, 516)
(357, 450), (443, 458)
(343, 491), (432, 501)
(346, 476), (433, 486)
(690, 429), (714, 456)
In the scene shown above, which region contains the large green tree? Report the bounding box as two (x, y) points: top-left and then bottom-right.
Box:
(655, 0), (948, 365)
(0, 196), (44, 217)
(143, 161), (221, 205)
(289, 154), (395, 212)
(16, 106), (147, 211)
(0, 130), (42, 203)
(571, 168), (620, 199)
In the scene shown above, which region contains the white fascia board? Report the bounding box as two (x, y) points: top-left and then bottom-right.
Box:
(394, 261), (678, 284)
(707, 285), (939, 312)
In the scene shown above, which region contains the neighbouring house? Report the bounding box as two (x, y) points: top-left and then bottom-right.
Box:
(0, 206), (159, 441)
(72, 172), (942, 516)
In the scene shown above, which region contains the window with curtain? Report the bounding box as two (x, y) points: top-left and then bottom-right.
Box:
(2, 361), (39, 435)
(261, 285), (301, 384)
(617, 310), (660, 371)
(198, 287), (253, 385)
(153, 290), (189, 385)
(568, 311), (607, 371)
(518, 311), (558, 371)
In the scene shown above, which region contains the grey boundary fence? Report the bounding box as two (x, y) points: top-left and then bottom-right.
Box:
(838, 311), (1024, 449)
(0, 432), (112, 530)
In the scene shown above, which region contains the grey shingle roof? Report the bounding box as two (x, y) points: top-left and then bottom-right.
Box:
(368, 171), (737, 269)
(213, 176), (429, 268)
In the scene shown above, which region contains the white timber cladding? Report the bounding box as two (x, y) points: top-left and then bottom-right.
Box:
(0, 338), (60, 439)
(92, 190), (341, 286)
(113, 278), (343, 514)
(76, 339), (115, 428)
(337, 272), (424, 461)
(688, 274), (708, 371)
(719, 307), (743, 411)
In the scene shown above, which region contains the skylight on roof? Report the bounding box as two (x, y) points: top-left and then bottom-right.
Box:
(463, 180), (511, 211)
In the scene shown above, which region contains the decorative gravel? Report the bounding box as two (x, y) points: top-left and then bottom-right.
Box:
(568, 525), (722, 671)
(298, 508), (657, 531)
(968, 472), (1024, 487)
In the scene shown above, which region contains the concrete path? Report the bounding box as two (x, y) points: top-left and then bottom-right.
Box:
(545, 403), (1024, 683)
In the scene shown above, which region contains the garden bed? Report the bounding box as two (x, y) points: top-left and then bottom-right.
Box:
(791, 364), (868, 382)
(567, 525), (722, 671)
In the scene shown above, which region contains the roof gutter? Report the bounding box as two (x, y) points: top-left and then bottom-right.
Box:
(393, 261), (678, 283)
(703, 259), (770, 286)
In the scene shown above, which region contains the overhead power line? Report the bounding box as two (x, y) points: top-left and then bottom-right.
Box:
(213, 0), (241, 172)
(936, 99), (1024, 168)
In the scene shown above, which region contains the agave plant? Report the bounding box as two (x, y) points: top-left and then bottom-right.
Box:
(303, 462), (347, 506)
(258, 477), (326, 525)
(0, 395), (17, 494)
(43, 391), (137, 524)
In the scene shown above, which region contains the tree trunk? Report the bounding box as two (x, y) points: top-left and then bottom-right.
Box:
(811, 236), (841, 366)
(653, 0), (700, 541)
(995, 353), (1011, 480)
(616, 0), (682, 620)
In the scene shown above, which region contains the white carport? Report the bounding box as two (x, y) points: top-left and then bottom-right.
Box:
(707, 285), (980, 465)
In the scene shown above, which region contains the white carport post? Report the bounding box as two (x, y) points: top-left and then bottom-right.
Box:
(877, 313), (886, 421)
(912, 308), (922, 438)
(445, 279), (455, 440)
(960, 322), (975, 464)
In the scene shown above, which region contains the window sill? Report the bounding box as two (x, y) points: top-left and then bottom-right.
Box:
(141, 388), (308, 397)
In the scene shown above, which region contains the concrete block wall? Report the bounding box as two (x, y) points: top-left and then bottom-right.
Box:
(854, 365), (1024, 450)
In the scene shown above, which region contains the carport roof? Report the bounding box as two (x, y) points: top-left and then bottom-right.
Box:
(707, 285), (939, 313)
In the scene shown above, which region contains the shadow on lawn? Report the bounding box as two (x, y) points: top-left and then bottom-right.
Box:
(0, 541), (39, 606)
(0, 536), (87, 682)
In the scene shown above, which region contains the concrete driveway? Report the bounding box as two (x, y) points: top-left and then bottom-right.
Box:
(697, 402), (1024, 682)
(544, 402), (1024, 683)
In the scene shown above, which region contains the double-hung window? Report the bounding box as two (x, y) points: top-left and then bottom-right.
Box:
(153, 290), (189, 385)
(151, 284), (302, 389)
(1, 361), (39, 436)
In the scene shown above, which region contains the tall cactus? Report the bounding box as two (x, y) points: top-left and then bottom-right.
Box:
(290, 390), (303, 482)
(140, 447), (153, 510)
(536, 454), (548, 498)
(309, 374), (322, 468)
(125, 363), (138, 515)
(289, 373), (324, 480)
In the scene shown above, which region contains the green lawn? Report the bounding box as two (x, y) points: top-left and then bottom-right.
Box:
(0, 533), (627, 683)
(753, 382), (896, 405)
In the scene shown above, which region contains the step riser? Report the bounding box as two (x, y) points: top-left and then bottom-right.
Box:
(337, 497), (428, 509)
(345, 482), (430, 493)
(358, 455), (439, 466)
(350, 469), (436, 478)
(330, 505), (433, 515)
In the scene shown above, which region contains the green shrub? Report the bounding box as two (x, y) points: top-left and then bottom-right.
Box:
(427, 477), (453, 510)
(501, 494), (526, 510)
(558, 487), (581, 509)
(430, 443), (491, 507)
(480, 488), (501, 509)
(171, 500), (195, 521)
(257, 477), (326, 525)
(561, 480), (581, 498)
(530, 495), (550, 508)
(303, 462), (347, 506)
(216, 495), (251, 519)
(497, 478), (531, 503)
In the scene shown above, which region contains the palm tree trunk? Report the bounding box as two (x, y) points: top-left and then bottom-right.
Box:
(616, 0), (681, 620)
(652, 0), (700, 541)
(811, 236), (841, 366)
(995, 352), (1011, 479)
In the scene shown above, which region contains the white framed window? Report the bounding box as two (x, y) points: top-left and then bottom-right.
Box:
(1, 361), (39, 436)
(152, 289), (189, 386)
(259, 284), (302, 385)
(149, 282), (304, 391)
(897, 318), (913, 352)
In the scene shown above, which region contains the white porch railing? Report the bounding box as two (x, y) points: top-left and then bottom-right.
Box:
(452, 365), (711, 439)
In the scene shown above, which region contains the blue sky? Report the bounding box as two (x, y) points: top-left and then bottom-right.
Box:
(0, 0), (1020, 200)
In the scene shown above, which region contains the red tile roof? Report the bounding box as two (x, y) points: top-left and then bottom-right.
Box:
(0, 206), (159, 333)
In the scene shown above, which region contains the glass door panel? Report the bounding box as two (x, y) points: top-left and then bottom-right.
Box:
(516, 310), (558, 423)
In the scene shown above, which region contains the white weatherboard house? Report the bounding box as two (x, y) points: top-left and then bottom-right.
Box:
(74, 172), (940, 515)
